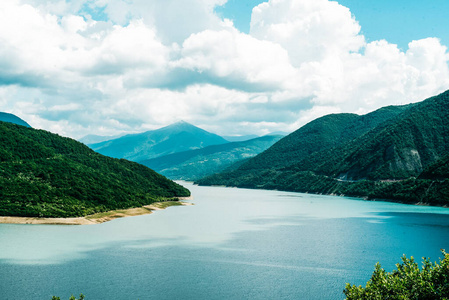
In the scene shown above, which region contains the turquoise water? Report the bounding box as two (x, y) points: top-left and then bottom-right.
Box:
(1, 182), (449, 299)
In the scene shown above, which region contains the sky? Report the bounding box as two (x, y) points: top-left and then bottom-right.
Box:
(0, 0), (448, 139)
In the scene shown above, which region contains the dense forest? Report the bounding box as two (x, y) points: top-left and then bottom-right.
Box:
(197, 90), (449, 206)
(0, 121), (190, 218)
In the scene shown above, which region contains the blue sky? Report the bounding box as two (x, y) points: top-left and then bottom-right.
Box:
(0, 0), (448, 139)
(336, 0), (449, 50)
(218, 0), (449, 50)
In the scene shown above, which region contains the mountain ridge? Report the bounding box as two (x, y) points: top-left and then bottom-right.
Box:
(196, 90), (449, 206)
(79, 134), (125, 144)
(140, 134), (283, 180)
(230, 103), (413, 173)
(288, 91), (449, 180)
(89, 121), (228, 162)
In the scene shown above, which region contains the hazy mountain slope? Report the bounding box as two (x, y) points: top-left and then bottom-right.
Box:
(140, 135), (283, 180)
(89, 121), (228, 161)
(197, 90), (449, 205)
(0, 121), (190, 218)
(223, 135), (259, 142)
(0, 112), (31, 127)
(79, 134), (124, 144)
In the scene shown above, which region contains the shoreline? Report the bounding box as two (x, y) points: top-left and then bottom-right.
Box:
(0, 198), (193, 225)
(197, 183), (449, 208)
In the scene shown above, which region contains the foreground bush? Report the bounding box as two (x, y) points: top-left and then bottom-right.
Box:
(51, 295), (84, 300)
(344, 250), (449, 299)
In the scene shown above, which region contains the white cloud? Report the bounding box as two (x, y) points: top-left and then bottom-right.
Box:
(405, 38), (449, 94)
(76, 20), (170, 75)
(0, 1), (169, 80)
(246, 0), (449, 120)
(61, 14), (88, 33)
(250, 0), (365, 65)
(48, 103), (82, 112)
(0, 0), (448, 140)
(20, 0), (86, 16)
(0, 0), (66, 78)
(107, 84), (250, 126)
(307, 37), (449, 113)
(83, 0), (228, 44)
(173, 27), (297, 91)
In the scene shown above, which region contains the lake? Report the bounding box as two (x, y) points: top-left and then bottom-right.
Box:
(1, 182), (449, 299)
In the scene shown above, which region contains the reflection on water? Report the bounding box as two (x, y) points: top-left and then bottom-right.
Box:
(1, 182), (449, 299)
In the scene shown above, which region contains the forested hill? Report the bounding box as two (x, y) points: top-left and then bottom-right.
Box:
(197, 90), (449, 206)
(288, 90), (449, 180)
(0, 121), (190, 218)
(419, 153), (449, 180)
(236, 104), (412, 172)
(0, 112), (31, 128)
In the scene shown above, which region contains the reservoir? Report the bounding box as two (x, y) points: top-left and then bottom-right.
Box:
(1, 182), (449, 299)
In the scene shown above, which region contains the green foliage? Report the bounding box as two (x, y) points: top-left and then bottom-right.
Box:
(344, 251), (449, 299)
(51, 294), (85, 300)
(0, 121), (190, 218)
(197, 90), (449, 206)
(419, 153), (449, 180)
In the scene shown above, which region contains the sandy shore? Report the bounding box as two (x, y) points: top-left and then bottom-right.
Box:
(0, 198), (193, 225)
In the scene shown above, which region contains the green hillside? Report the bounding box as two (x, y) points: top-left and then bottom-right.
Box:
(419, 153), (449, 180)
(0, 121), (190, 218)
(197, 101), (413, 184)
(89, 121), (228, 162)
(140, 135), (283, 180)
(197, 90), (449, 206)
(290, 91), (449, 180)
(227, 104), (412, 173)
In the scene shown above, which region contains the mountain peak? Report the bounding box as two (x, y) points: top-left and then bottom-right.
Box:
(168, 120), (195, 129)
(162, 121), (214, 135)
(89, 121), (228, 161)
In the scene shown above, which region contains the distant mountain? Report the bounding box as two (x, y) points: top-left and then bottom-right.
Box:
(223, 135), (260, 142)
(89, 121), (228, 162)
(0, 112), (31, 127)
(140, 135), (283, 180)
(197, 90), (449, 206)
(267, 131), (290, 137)
(0, 121), (189, 218)
(79, 134), (125, 144)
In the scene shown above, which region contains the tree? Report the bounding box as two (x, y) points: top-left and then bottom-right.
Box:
(344, 250), (449, 299)
(51, 294), (84, 300)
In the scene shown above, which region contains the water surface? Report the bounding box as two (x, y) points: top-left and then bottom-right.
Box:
(1, 182), (449, 299)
